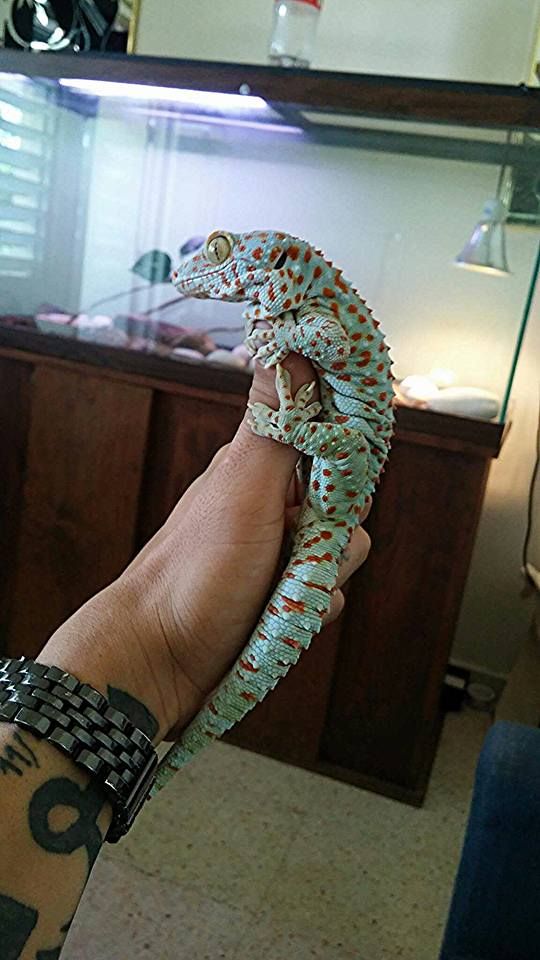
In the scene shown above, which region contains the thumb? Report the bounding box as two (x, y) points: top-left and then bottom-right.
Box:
(229, 353), (319, 491)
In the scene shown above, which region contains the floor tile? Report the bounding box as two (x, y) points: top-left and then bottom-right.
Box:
(64, 708), (491, 960)
(63, 856), (245, 960)
(111, 740), (306, 913)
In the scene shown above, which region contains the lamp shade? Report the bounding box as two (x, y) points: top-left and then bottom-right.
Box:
(454, 198), (511, 277)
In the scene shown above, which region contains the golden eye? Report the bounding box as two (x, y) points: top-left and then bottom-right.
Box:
(205, 231), (232, 265)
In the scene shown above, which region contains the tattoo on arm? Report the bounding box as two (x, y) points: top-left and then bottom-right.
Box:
(108, 685), (159, 741)
(0, 893), (39, 960)
(0, 733), (40, 778)
(0, 689), (156, 958)
(29, 777), (107, 877)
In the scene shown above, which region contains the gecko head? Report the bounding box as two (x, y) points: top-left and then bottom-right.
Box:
(171, 230), (315, 312)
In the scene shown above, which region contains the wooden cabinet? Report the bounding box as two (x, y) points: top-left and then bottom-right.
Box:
(0, 329), (503, 804)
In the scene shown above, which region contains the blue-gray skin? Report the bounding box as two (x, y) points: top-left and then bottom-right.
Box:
(153, 229), (394, 794)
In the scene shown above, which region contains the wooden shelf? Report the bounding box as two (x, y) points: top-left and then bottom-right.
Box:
(1, 49), (539, 129)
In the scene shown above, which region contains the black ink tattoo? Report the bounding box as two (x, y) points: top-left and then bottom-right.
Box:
(29, 777), (106, 876)
(0, 732), (40, 777)
(0, 892), (38, 960)
(108, 686), (159, 741)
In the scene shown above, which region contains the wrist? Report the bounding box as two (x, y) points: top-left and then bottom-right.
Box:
(39, 584), (172, 745)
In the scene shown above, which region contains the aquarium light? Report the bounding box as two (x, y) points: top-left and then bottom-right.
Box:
(58, 79), (269, 113)
(139, 107), (302, 136)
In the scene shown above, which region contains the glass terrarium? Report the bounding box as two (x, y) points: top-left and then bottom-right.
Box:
(0, 51), (539, 422)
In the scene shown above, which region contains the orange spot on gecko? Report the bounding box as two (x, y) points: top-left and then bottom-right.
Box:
(281, 596), (306, 613)
(281, 284), (288, 293)
(312, 480), (320, 490)
(356, 351), (372, 367)
(313, 265), (322, 279)
(283, 637), (302, 649)
(327, 506), (337, 514)
(240, 659), (259, 673)
(304, 249), (312, 262)
(351, 332), (363, 341)
(326, 484), (336, 492)
(241, 691), (258, 702)
(323, 287), (336, 299)
(363, 376), (378, 386)
(331, 361), (347, 371)
(347, 304), (358, 314)
(253, 247), (263, 260)
(208, 702), (218, 715)
(320, 530), (332, 539)
(288, 245), (300, 260)
(323, 468), (332, 476)
(283, 299), (292, 310)
(335, 415), (349, 424)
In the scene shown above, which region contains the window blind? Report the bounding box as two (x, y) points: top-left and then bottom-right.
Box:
(0, 76), (54, 282)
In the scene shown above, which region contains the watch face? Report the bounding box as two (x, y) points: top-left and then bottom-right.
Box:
(1, 1), (127, 53)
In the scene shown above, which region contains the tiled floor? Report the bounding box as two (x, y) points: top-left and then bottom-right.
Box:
(64, 708), (491, 960)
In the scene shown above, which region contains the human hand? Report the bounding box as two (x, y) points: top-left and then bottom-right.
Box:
(43, 355), (371, 743)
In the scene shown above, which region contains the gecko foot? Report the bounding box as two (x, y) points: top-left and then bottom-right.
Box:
(247, 364), (321, 443)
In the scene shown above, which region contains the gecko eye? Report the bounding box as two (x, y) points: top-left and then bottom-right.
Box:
(205, 231), (232, 265)
(274, 251), (287, 269)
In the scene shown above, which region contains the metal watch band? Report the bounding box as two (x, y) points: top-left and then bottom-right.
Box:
(0, 657), (158, 842)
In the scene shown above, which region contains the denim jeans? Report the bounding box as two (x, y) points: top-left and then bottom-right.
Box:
(440, 721), (540, 960)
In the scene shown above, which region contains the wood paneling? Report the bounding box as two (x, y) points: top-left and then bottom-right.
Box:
(136, 389), (244, 545)
(6, 366), (152, 657)
(0, 341), (502, 803)
(321, 435), (491, 794)
(0, 356), (33, 654)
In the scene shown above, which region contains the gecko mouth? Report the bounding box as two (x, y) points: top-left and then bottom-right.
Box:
(173, 267), (223, 291)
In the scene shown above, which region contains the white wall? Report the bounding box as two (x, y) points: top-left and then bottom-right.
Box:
(136, 0), (540, 84)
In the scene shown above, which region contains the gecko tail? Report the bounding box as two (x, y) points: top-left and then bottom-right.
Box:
(152, 510), (351, 794)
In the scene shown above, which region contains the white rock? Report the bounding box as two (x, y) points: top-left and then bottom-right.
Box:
(399, 375), (439, 401)
(171, 347), (204, 361)
(231, 343), (252, 366)
(426, 387), (500, 420)
(206, 349), (246, 368)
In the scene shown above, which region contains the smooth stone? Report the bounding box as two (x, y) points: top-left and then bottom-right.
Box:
(206, 348), (246, 368)
(427, 386), (500, 420)
(232, 343), (252, 366)
(171, 347), (204, 361)
(399, 374), (439, 401)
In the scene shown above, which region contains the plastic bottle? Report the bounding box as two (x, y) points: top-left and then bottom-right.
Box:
(269, 0), (322, 69)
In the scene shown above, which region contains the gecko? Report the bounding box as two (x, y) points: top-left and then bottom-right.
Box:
(152, 229), (394, 794)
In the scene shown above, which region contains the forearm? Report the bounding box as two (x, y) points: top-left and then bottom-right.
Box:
(0, 587), (164, 960)
(0, 725), (110, 959)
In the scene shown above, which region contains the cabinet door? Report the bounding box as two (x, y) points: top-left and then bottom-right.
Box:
(321, 434), (491, 803)
(6, 365), (152, 657)
(136, 388), (245, 544)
